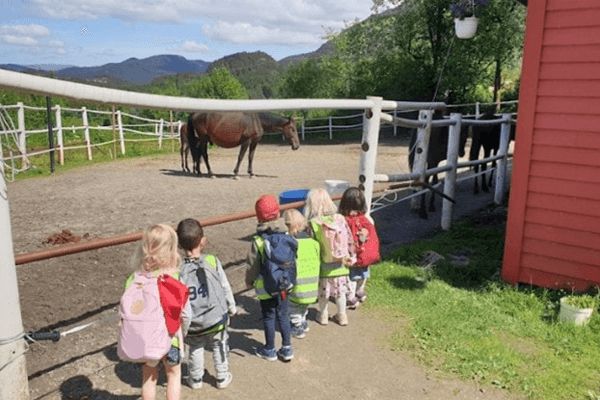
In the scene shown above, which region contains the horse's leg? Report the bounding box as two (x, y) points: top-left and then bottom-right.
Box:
(428, 174), (438, 212)
(473, 164), (480, 194)
(481, 148), (491, 193)
(200, 138), (212, 177)
(233, 140), (250, 178)
(488, 149), (497, 188)
(247, 140), (259, 178)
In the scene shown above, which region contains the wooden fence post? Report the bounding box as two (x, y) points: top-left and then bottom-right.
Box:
(358, 96), (383, 215)
(411, 110), (433, 210)
(82, 107), (92, 160)
(393, 110), (398, 136)
(0, 173), (30, 400)
(55, 105), (64, 165)
(441, 113), (462, 231)
(158, 119), (164, 149)
(494, 114), (512, 205)
(117, 110), (125, 155)
(16, 102), (29, 170)
(329, 116), (333, 140)
(301, 118), (305, 141)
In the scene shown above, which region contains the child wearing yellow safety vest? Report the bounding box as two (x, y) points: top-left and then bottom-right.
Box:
(176, 218), (237, 390)
(304, 188), (356, 326)
(246, 194), (295, 362)
(283, 209), (321, 339)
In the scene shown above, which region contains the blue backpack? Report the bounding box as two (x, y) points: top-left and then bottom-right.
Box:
(257, 232), (298, 295)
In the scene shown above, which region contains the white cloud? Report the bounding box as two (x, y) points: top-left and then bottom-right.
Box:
(0, 24), (51, 37)
(168, 40), (209, 53)
(204, 22), (319, 47)
(26, 0), (373, 46)
(0, 34), (39, 46)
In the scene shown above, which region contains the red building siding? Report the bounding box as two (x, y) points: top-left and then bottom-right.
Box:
(502, 0), (600, 291)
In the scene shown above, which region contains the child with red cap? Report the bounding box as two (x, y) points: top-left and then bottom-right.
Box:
(246, 194), (295, 362)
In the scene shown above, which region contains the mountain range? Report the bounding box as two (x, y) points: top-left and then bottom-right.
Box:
(0, 43), (329, 86)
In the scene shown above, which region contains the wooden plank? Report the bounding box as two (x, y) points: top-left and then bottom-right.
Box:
(502, 0), (547, 286)
(537, 96), (600, 115)
(530, 161), (600, 184)
(523, 237), (600, 266)
(545, 27), (600, 46)
(542, 44), (600, 63)
(515, 267), (597, 292)
(546, 9), (600, 28)
(528, 176), (600, 201)
(521, 253), (600, 281)
(524, 221), (600, 249)
(531, 145), (600, 167)
(539, 80), (600, 97)
(540, 63), (600, 80)
(533, 129), (600, 150)
(534, 113), (600, 133)
(525, 207), (600, 234)
(548, 0), (600, 11)
(527, 193), (600, 218)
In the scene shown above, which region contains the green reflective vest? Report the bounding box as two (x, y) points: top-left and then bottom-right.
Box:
(252, 236), (273, 300)
(289, 237), (320, 305)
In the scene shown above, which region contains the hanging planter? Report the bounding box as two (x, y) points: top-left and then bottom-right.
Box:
(454, 17), (479, 39)
(450, 0), (488, 39)
(559, 295), (597, 326)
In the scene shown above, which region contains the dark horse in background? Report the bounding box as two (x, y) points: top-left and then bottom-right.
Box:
(469, 113), (517, 194)
(409, 113), (469, 219)
(187, 112), (299, 178)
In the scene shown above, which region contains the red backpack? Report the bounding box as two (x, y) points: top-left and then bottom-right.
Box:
(345, 214), (380, 267)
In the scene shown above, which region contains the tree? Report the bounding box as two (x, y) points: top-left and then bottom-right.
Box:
(366, 0), (526, 105)
(185, 67), (248, 100)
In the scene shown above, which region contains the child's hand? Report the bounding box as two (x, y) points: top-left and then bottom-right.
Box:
(342, 256), (355, 267)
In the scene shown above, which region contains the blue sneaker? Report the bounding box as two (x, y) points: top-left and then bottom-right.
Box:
(277, 346), (294, 362)
(302, 320), (310, 332)
(291, 323), (305, 339)
(255, 346), (277, 361)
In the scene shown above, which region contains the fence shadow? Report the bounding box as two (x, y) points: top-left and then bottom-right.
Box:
(159, 169), (278, 179)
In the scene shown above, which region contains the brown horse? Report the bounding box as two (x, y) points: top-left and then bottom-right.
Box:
(187, 112), (300, 177)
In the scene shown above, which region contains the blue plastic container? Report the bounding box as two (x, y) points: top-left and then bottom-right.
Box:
(279, 189), (309, 214)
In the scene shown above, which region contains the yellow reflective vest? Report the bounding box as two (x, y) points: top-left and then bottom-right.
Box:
(289, 236), (320, 305)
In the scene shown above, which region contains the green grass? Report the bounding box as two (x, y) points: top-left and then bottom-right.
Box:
(366, 221), (600, 400)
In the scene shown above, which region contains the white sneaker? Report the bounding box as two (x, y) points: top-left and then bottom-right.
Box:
(317, 310), (329, 325)
(187, 376), (203, 390)
(217, 372), (233, 389)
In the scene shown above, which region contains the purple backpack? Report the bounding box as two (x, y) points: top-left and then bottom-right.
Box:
(117, 271), (171, 364)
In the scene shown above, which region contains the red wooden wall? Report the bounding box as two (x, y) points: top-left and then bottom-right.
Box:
(502, 0), (600, 291)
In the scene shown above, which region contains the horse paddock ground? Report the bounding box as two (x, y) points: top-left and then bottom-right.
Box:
(8, 140), (518, 400)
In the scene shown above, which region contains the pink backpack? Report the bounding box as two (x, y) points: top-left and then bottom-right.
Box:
(310, 214), (352, 263)
(117, 271), (172, 364)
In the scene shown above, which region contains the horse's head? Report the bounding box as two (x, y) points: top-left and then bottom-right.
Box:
(283, 117), (300, 150)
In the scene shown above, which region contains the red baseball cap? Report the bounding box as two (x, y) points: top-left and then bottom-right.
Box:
(255, 194), (280, 222)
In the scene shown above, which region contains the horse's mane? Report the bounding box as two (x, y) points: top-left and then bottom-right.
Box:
(258, 112), (289, 130)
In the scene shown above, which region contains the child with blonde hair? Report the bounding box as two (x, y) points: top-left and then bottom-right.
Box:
(120, 224), (189, 400)
(304, 188), (356, 326)
(283, 209), (320, 338)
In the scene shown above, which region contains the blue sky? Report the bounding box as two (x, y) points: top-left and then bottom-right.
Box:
(0, 0), (376, 68)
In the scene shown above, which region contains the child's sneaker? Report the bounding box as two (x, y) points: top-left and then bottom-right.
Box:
(255, 345), (277, 361)
(291, 323), (306, 339)
(347, 296), (360, 310)
(186, 376), (203, 390)
(302, 320), (310, 332)
(166, 345), (181, 366)
(277, 346), (294, 362)
(333, 312), (348, 326)
(357, 290), (367, 303)
(216, 372), (232, 389)
(317, 310), (328, 325)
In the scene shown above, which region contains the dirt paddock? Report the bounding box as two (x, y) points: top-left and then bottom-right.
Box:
(7, 139), (518, 400)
